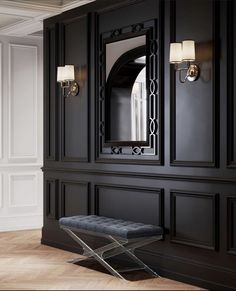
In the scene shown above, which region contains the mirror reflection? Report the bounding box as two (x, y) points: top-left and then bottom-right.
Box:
(105, 36), (147, 144)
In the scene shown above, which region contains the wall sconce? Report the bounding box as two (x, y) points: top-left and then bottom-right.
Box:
(169, 40), (200, 83)
(57, 65), (79, 97)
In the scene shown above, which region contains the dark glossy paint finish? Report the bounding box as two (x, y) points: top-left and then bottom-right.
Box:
(42, 0), (236, 290)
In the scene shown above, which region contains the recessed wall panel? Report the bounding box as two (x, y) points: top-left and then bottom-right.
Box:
(61, 181), (89, 217)
(170, 191), (218, 250)
(0, 174), (2, 208)
(227, 197), (236, 254)
(95, 184), (163, 226)
(9, 174), (37, 208)
(46, 179), (58, 219)
(170, 0), (218, 167)
(9, 44), (37, 160)
(0, 43), (2, 160)
(227, 1), (236, 167)
(62, 16), (88, 161)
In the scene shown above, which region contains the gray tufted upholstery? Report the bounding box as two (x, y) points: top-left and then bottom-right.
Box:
(59, 215), (163, 239)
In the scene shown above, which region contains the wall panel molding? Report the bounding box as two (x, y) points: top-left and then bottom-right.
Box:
(8, 173), (38, 208)
(227, 197), (236, 255)
(46, 179), (58, 220)
(0, 174), (2, 209)
(44, 24), (59, 161)
(0, 35), (43, 232)
(8, 43), (38, 161)
(170, 190), (219, 250)
(60, 180), (90, 218)
(42, 166), (236, 185)
(170, 0), (220, 168)
(59, 16), (89, 162)
(227, 0), (236, 168)
(95, 183), (164, 226)
(0, 42), (2, 160)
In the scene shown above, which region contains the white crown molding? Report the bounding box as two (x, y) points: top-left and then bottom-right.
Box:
(0, 1), (61, 13)
(61, 0), (95, 12)
(0, 18), (44, 36)
(0, 0), (95, 37)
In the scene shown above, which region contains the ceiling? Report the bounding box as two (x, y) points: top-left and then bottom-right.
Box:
(8, 0), (77, 7)
(0, 0), (95, 38)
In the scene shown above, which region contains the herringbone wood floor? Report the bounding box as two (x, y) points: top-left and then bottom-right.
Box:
(0, 230), (203, 290)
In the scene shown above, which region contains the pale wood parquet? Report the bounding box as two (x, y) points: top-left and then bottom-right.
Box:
(0, 230), (204, 290)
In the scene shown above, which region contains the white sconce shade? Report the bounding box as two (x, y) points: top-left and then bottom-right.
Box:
(57, 66), (65, 82)
(64, 65), (75, 81)
(182, 40), (195, 61)
(57, 65), (79, 97)
(169, 43), (182, 63)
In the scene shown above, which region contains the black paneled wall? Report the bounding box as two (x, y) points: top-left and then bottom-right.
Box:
(42, 0), (236, 289)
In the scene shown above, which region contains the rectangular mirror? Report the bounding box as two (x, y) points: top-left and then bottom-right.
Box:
(105, 35), (148, 145)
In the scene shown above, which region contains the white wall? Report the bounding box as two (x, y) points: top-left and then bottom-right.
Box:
(0, 35), (43, 231)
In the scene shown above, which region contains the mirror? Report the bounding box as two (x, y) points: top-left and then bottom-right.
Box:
(105, 35), (148, 145)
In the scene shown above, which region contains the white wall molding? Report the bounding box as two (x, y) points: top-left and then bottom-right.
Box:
(8, 43), (38, 161)
(8, 173), (38, 208)
(0, 43), (2, 160)
(0, 174), (2, 209)
(0, 163), (42, 168)
(0, 214), (43, 231)
(0, 35), (43, 232)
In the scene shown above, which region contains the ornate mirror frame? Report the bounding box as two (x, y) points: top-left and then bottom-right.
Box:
(96, 19), (163, 164)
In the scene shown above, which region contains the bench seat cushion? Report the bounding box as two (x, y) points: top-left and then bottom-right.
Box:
(59, 215), (163, 239)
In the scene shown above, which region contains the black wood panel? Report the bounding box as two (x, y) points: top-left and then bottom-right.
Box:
(42, 0), (236, 289)
(170, 0), (219, 167)
(98, 0), (159, 32)
(170, 190), (219, 250)
(60, 181), (90, 217)
(95, 184), (164, 226)
(227, 0), (236, 168)
(227, 197), (236, 255)
(45, 179), (58, 219)
(60, 15), (89, 162)
(44, 24), (59, 161)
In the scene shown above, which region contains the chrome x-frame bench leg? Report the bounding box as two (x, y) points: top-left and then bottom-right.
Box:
(61, 226), (162, 280)
(108, 236), (160, 278)
(63, 228), (124, 279)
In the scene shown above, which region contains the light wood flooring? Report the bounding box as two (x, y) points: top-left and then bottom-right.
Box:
(0, 230), (203, 290)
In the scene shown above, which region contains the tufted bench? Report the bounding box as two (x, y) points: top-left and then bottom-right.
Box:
(59, 215), (163, 280)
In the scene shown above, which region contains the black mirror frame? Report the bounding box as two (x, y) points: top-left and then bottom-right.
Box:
(96, 19), (163, 165)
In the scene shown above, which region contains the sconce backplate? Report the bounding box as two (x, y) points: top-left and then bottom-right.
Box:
(70, 81), (79, 96)
(187, 64), (200, 82)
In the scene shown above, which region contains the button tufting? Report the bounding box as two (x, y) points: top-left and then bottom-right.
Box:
(59, 215), (163, 239)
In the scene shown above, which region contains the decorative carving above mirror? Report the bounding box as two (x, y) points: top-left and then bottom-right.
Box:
(96, 19), (162, 164)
